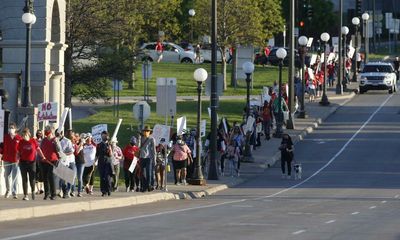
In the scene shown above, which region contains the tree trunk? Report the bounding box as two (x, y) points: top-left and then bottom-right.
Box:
(128, 58), (135, 89)
(230, 46), (237, 88)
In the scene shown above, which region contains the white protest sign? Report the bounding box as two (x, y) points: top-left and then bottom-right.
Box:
(177, 116), (187, 136)
(200, 120), (206, 137)
(262, 94), (271, 103)
(53, 163), (75, 184)
(128, 157), (139, 173)
(244, 116), (255, 133)
(151, 124), (171, 145)
(38, 102), (58, 122)
(250, 97), (261, 107)
(310, 54), (317, 66)
(328, 53), (336, 63)
(208, 107), (211, 118)
(263, 87), (269, 95)
(111, 118), (123, 143)
(92, 124), (108, 144)
(348, 46), (355, 59)
(222, 118), (228, 134)
(57, 107), (70, 133)
(308, 68), (315, 80)
(68, 108), (72, 130)
(306, 37), (314, 48)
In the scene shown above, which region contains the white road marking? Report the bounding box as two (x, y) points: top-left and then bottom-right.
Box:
(292, 230), (306, 235)
(288, 212), (313, 215)
(254, 94), (394, 201)
(231, 205), (254, 208)
(351, 212), (360, 215)
(325, 220), (336, 224)
(381, 201), (387, 204)
(369, 206), (376, 209)
(228, 223), (277, 227)
(395, 195), (399, 199)
(4, 95), (394, 240)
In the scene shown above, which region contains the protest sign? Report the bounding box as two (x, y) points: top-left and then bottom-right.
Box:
(128, 157), (139, 173)
(38, 102), (58, 122)
(92, 124), (108, 144)
(151, 124), (171, 145)
(177, 116), (187, 136)
(200, 120), (206, 137)
(111, 118), (123, 142)
(57, 108), (70, 133)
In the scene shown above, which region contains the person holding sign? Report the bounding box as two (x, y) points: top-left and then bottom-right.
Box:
(170, 136), (192, 185)
(0, 123), (22, 199)
(155, 138), (167, 190)
(110, 139), (123, 192)
(17, 128), (46, 201)
(40, 126), (59, 200)
(122, 136), (140, 192)
(82, 133), (96, 195)
(96, 131), (113, 196)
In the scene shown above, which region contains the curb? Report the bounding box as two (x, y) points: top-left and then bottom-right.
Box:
(0, 192), (178, 222)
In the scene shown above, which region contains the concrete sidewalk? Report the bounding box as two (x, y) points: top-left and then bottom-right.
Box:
(0, 87), (357, 222)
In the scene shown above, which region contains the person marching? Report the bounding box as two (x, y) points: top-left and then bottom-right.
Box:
(155, 138), (167, 190)
(17, 128), (46, 200)
(122, 136), (140, 192)
(110, 139), (123, 192)
(96, 131), (113, 196)
(40, 126), (59, 200)
(139, 126), (156, 192)
(279, 134), (294, 179)
(1, 123), (22, 199)
(82, 133), (96, 195)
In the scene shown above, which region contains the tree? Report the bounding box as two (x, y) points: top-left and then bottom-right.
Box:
(194, 0), (284, 89)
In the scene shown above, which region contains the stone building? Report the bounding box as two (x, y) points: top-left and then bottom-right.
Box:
(0, 0), (66, 126)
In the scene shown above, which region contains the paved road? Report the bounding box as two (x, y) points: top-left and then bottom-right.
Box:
(1, 90), (400, 240)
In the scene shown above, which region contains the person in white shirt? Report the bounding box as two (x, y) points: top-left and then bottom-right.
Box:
(110, 139), (123, 192)
(58, 129), (76, 198)
(82, 134), (96, 195)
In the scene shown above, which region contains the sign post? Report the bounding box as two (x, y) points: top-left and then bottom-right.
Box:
(133, 101), (151, 131)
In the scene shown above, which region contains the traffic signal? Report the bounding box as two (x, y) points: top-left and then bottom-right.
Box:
(356, 0), (362, 15)
(299, 21), (305, 28)
(307, 5), (313, 20)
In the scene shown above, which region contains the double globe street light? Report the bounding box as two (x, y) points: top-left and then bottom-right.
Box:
(274, 48), (287, 138)
(352, 17), (360, 82)
(362, 12), (370, 64)
(190, 68), (208, 185)
(297, 36), (308, 118)
(319, 32), (330, 106)
(21, 0), (36, 107)
(242, 61), (255, 162)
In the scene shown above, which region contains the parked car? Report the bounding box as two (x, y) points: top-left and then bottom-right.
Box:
(140, 42), (199, 63)
(267, 47), (301, 67)
(359, 62), (398, 94)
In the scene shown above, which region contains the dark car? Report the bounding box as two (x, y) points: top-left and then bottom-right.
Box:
(267, 47), (301, 66)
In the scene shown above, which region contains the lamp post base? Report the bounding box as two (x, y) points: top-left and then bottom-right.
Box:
(188, 178), (207, 186)
(335, 84), (343, 95)
(297, 110), (307, 118)
(319, 94), (330, 106)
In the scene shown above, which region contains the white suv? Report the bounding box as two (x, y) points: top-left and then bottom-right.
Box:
(140, 42), (199, 64)
(359, 62), (398, 94)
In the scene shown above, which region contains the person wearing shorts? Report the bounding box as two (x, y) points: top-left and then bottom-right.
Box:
(170, 137), (192, 185)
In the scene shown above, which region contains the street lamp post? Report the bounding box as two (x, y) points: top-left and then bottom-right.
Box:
(352, 17), (360, 82)
(208, 0), (218, 181)
(242, 61), (255, 162)
(274, 48), (287, 138)
(342, 26), (349, 91)
(188, 9), (195, 43)
(362, 12), (370, 64)
(336, 0), (344, 95)
(319, 32), (330, 106)
(189, 68), (208, 186)
(21, 0), (36, 107)
(297, 36), (308, 119)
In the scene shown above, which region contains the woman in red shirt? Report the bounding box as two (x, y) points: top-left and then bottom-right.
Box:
(18, 128), (46, 201)
(122, 136), (140, 192)
(40, 126), (60, 200)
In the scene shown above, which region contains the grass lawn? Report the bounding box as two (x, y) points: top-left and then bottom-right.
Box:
(104, 62), (288, 97)
(73, 99), (246, 146)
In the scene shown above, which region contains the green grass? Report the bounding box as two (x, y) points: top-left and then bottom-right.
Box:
(73, 99), (246, 146)
(105, 62), (288, 97)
